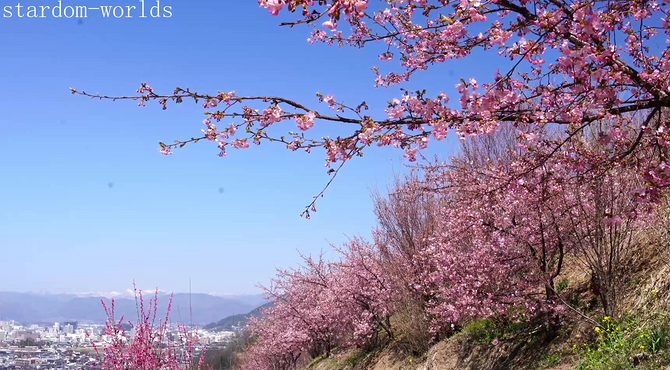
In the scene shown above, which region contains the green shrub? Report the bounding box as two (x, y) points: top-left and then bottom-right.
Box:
(568, 293), (581, 309)
(462, 318), (499, 343)
(557, 279), (569, 293)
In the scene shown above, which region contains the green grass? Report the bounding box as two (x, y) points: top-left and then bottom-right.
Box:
(461, 317), (530, 344)
(305, 348), (374, 370)
(575, 314), (670, 370)
(344, 349), (368, 368)
(536, 353), (560, 369)
(306, 354), (327, 368)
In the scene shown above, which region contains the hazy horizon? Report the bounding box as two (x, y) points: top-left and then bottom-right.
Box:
(0, 288), (265, 297)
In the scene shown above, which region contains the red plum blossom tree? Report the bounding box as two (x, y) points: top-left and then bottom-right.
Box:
(90, 286), (207, 370)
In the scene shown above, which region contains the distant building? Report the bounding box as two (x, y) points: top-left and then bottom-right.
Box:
(14, 331), (40, 342)
(63, 321), (78, 331)
(63, 324), (74, 334)
(0, 321), (13, 333)
(0, 330), (6, 342)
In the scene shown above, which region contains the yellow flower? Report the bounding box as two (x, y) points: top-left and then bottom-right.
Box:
(595, 327), (601, 333)
(603, 316), (611, 322)
(640, 345), (645, 349)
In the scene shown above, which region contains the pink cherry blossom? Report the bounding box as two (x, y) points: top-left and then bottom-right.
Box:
(295, 111), (316, 131)
(75, 0), (670, 214)
(259, 0), (284, 16)
(322, 20), (337, 29)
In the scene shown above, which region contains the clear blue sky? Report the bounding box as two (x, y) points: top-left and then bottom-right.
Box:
(0, 1), (503, 295)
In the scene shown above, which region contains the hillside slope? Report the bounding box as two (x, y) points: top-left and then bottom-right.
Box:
(303, 249), (670, 370)
(204, 301), (272, 331)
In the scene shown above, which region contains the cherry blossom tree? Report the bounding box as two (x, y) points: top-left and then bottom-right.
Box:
(370, 173), (440, 347)
(239, 239), (406, 369)
(448, 123), (569, 303)
(417, 165), (550, 334)
(564, 168), (649, 318)
(330, 238), (400, 346)
(252, 252), (343, 360)
(554, 124), (656, 318)
(72, 0), (670, 216)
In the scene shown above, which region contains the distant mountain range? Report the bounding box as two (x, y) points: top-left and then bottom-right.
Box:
(0, 291), (269, 326)
(203, 301), (273, 331)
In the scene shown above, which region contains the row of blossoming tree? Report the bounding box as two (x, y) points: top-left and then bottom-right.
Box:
(235, 120), (666, 370)
(73, 0), (670, 369)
